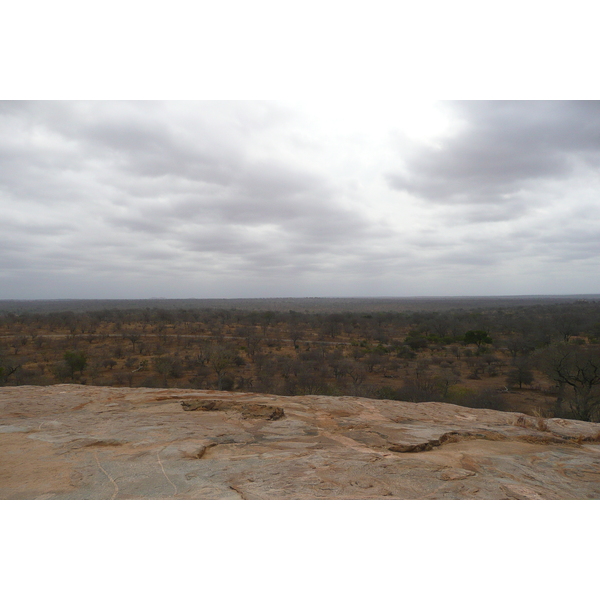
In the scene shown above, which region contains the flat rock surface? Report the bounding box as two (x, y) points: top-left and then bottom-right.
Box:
(2, 385), (600, 499)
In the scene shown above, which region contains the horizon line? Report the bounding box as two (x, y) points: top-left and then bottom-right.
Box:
(3, 293), (600, 302)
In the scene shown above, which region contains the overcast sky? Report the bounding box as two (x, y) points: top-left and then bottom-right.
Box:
(1, 100), (600, 299)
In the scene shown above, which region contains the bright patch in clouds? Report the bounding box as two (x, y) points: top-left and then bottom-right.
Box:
(291, 99), (460, 148)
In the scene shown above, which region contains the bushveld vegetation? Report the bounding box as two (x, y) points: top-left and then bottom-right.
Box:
(3, 299), (600, 421)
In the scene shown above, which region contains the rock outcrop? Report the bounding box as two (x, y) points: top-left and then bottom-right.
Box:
(1, 385), (600, 499)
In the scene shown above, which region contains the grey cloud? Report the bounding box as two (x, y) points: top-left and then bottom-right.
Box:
(183, 227), (268, 256)
(73, 101), (296, 187)
(435, 251), (500, 267)
(1, 218), (75, 236)
(188, 168), (335, 226)
(387, 101), (600, 211)
(446, 199), (533, 224)
(99, 147), (367, 254)
(535, 228), (600, 262)
(236, 161), (327, 199)
(108, 214), (171, 235)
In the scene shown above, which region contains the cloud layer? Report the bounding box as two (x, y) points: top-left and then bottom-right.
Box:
(1, 100), (600, 299)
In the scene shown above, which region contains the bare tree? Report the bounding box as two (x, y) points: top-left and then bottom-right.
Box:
(505, 357), (535, 389)
(288, 326), (304, 349)
(208, 345), (236, 390)
(538, 344), (600, 421)
(123, 331), (141, 352)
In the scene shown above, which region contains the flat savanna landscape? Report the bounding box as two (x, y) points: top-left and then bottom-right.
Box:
(3, 296), (600, 422)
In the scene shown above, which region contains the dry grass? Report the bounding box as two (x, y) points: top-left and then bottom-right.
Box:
(514, 414), (549, 432)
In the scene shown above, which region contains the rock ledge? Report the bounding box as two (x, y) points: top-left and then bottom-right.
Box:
(1, 385), (599, 499)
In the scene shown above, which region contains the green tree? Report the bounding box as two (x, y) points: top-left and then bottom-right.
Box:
(464, 330), (493, 347)
(64, 350), (87, 378)
(152, 355), (183, 386)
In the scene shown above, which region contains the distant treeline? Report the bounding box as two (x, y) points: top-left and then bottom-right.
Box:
(4, 299), (600, 342)
(2, 295), (600, 315)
